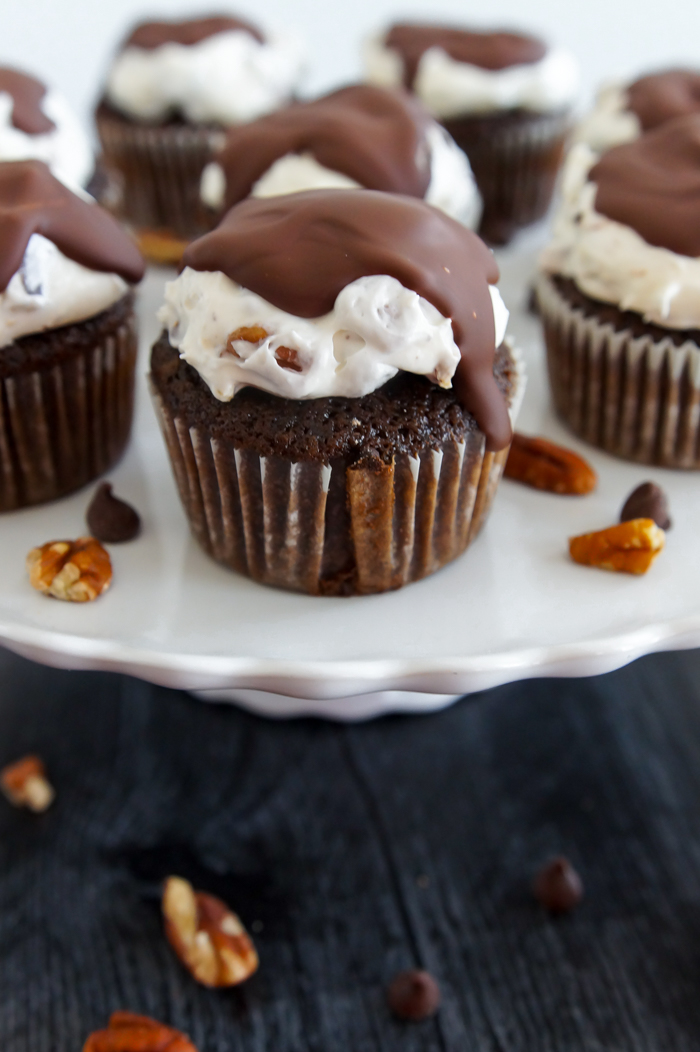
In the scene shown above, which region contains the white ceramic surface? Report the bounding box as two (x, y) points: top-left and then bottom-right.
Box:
(1, 229), (699, 720)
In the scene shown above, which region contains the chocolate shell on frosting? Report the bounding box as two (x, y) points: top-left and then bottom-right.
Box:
(626, 69), (700, 132)
(183, 189), (511, 450)
(384, 24), (546, 89)
(211, 85), (432, 210)
(123, 15), (263, 50)
(0, 68), (54, 135)
(591, 114), (700, 259)
(0, 160), (145, 290)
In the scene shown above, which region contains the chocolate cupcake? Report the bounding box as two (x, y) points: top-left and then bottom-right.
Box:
(0, 161), (144, 511)
(0, 66), (93, 189)
(364, 24), (579, 244)
(95, 14), (304, 262)
(538, 116), (700, 467)
(200, 84), (481, 229)
(150, 190), (524, 596)
(575, 68), (700, 155)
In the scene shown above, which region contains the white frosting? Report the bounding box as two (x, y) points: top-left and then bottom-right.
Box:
(0, 88), (93, 188)
(573, 82), (640, 153)
(200, 120), (482, 227)
(158, 267), (508, 401)
(0, 233), (128, 348)
(541, 143), (700, 330)
(364, 35), (579, 118)
(105, 29), (304, 125)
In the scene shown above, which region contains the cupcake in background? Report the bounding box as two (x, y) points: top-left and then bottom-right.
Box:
(0, 161), (144, 511)
(364, 23), (579, 245)
(574, 68), (700, 155)
(150, 190), (524, 596)
(537, 115), (700, 468)
(96, 14), (304, 262)
(0, 67), (94, 190)
(200, 83), (481, 229)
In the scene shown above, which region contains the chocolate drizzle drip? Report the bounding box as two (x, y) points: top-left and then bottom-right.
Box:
(213, 85), (432, 210)
(0, 68), (54, 135)
(184, 190), (511, 450)
(384, 23), (546, 88)
(627, 69), (700, 131)
(591, 114), (700, 258)
(0, 161), (145, 290)
(124, 15), (263, 50)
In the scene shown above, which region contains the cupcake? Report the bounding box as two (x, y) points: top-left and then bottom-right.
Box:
(0, 66), (94, 190)
(364, 23), (579, 244)
(0, 161), (145, 511)
(150, 190), (524, 596)
(200, 83), (481, 229)
(537, 115), (700, 468)
(574, 68), (700, 155)
(95, 14), (304, 262)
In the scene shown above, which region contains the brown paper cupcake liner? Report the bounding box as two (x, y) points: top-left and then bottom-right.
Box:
(538, 272), (700, 468)
(150, 344), (525, 596)
(0, 302), (137, 512)
(95, 104), (225, 242)
(443, 109), (570, 245)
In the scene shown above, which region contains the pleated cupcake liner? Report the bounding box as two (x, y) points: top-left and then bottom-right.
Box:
(95, 108), (225, 241)
(0, 310), (137, 512)
(150, 343), (525, 596)
(443, 110), (570, 245)
(538, 272), (700, 468)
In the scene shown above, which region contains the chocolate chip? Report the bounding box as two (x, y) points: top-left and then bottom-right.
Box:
(387, 969), (441, 1020)
(87, 482), (141, 543)
(620, 481), (671, 530)
(533, 856), (584, 913)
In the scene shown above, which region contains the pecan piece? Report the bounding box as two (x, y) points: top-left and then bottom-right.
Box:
(26, 537), (112, 601)
(162, 876), (259, 987)
(569, 518), (665, 574)
(225, 325), (268, 358)
(505, 433), (597, 495)
(0, 755), (54, 812)
(83, 1011), (198, 1052)
(274, 345), (303, 372)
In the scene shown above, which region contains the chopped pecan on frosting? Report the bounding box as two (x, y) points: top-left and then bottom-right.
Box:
(0, 68), (54, 134)
(122, 15), (263, 50)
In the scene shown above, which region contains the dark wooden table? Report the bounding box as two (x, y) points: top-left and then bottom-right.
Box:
(2, 643), (700, 1051)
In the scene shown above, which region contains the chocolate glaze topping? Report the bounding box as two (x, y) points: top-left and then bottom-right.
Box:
(184, 190), (511, 450)
(0, 68), (54, 135)
(124, 15), (263, 50)
(591, 114), (700, 258)
(213, 85), (432, 210)
(0, 161), (145, 290)
(384, 24), (546, 89)
(627, 69), (700, 131)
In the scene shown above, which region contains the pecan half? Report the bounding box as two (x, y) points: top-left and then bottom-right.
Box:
(162, 876), (259, 987)
(83, 1011), (198, 1052)
(26, 537), (112, 602)
(569, 517), (665, 574)
(0, 755), (54, 812)
(505, 433), (597, 495)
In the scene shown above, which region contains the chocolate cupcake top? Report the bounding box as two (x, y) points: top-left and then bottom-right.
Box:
(159, 190), (512, 450)
(0, 161), (144, 347)
(541, 117), (700, 330)
(104, 13), (304, 126)
(0, 66), (93, 188)
(364, 23), (578, 119)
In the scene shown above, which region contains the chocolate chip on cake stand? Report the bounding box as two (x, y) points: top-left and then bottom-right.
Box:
(387, 969), (441, 1020)
(533, 856), (584, 913)
(87, 482), (141, 543)
(620, 482), (671, 530)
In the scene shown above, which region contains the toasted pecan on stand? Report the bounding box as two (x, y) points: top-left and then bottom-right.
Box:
(505, 433), (597, 495)
(569, 518), (665, 574)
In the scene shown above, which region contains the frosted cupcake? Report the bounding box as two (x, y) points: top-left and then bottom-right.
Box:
(200, 84), (481, 229)
(150, 190), (524, 596)
(364, 24), (579, 244)
(538, 115), (700, 467)
(0, 161), (144, 510)
(96, 14), (304, 261)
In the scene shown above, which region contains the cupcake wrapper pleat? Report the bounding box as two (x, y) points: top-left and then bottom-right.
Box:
(0, 314), (137, 511)
(149, 347), (524, 595)
(538, 272), (700, 468)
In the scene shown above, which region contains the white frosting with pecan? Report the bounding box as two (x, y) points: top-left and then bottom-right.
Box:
(0, 88), (93, 189)
(158, 267), (508, 401)
(572, 82), (641, 153)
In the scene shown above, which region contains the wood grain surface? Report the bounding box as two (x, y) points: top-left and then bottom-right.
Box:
(2, 644), (700, 1051)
